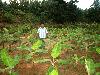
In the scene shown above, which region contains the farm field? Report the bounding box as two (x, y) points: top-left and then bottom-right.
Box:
(0, 23), (100, 75)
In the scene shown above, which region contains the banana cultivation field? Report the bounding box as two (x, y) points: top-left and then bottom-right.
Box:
(0, 23), (100, 75)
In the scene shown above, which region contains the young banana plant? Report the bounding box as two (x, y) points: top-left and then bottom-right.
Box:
(46, 40), (63, 75)
(0, 48), (20, 75)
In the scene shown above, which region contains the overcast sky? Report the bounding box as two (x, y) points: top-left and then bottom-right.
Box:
(2, 0), (94, 10)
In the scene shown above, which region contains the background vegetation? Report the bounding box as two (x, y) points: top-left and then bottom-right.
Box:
(0, 0), (100, 24)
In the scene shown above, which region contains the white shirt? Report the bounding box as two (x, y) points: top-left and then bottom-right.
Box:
(37, 27), (48, 38)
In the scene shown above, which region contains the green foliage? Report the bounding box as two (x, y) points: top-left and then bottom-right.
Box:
(85, 58), (95, 75)
(46, 66), (58, 75)
(17, 45), (31, 51)
(1, 48), (20, 69)
(1, 28), (18, 44)
(0, 0), (100, 23)
(32, 39), (43, 50)
(51, 41), (62, 59)
(3, 12), (15, 23)
(96, 47), (100, 54)
(9, 71), (18, 75)
(95, 63), (100, 68)
(96, 72), (100, 75)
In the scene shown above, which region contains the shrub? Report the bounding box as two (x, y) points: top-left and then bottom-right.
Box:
(3, 12), (15, 23)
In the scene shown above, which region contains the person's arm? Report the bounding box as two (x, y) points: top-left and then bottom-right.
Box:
(45, 28), (49, 38)
(46, 29), (48, 34)
(45, 27), (48, 33)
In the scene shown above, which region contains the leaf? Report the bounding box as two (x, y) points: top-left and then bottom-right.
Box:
(1, 49), (19, 69)
(96, 72), (100, 75)
(96, 47), (100, 54)
(95, 63), (100, 68)
(51, 42), (62, 59)
(3, 28), (9, 32)
(9, 71), (18, 75)
(85, 58), (95, 75)
(32, 39), (43, 50)
(46, 66), (58, 75)
(49, 68), (58, 75)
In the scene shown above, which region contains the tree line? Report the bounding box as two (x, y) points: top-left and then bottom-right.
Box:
(0, 0), (100, 24)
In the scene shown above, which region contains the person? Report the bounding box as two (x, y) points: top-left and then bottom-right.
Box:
(37, 24), (48, 39)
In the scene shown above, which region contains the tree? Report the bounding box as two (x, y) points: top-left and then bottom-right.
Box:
(91, 0), (100, 8)
(86, 0), (100, 23)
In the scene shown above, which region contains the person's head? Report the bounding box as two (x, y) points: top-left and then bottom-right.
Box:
(40, 24), (44, 28)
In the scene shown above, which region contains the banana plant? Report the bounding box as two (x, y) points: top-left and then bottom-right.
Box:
(32, 39), (73, 75)
(46, 40), (63, 75)
(32, 39), (44, 50)
(0, 48), (20, 74)
(18, 39), (44, 51)
(51, 41), (62, 59)
(1, 28), (17, 49)
(17, 39), (45, 61)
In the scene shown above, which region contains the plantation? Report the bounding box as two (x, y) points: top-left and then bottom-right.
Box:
(0, 23), (100, 75)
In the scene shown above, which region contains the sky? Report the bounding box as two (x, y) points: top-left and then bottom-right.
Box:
(2, 0), (94, 10)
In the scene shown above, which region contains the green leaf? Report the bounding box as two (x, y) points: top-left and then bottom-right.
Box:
(1, 49), (19, 69)
(51, 42), (62, 59)
(96, 72), (100, 75)
(46, 66), (58, 75)
(9, 71), (18, 75)
(96, 47), (100, 54)
(32, 39), (43, 50)
(95, 63), (100, 68)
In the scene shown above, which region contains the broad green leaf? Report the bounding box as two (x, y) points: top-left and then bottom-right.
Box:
(1, 49), (19, 69)
(49, 68), (58, 75)
(32, 39), (43, 50)
(51, 42), (62, 59)
(96, 47), (100, 54)
(46, 66), (58, 75)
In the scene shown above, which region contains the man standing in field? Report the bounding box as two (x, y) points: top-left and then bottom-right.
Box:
(37, 24), (48, 39)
